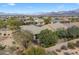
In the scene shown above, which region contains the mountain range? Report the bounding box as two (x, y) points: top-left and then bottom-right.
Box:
(0, 9), (79, 16)
(38, 9), (79, 16)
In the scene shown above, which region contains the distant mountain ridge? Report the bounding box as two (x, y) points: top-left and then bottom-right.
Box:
(0, 12), (26, 16)
(38, 9), (79, 16)
(0, 9), (79, 16)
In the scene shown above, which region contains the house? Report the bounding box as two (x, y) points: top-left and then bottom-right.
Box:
(20, 23), (65, 35)
(34, 17), (45, 26)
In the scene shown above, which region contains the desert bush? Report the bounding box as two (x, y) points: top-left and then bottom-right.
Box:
(7, 17), (23, 30)
(56, 49), (61, 52)
(67, 26), (79, 39)
(46, 51), (52, 55)
(56, 29), (68, 39)
(9, 46), (17, 51)
(12, 41), (16, 44)
(0, 20), (6, 28)
(61, 45), (67, 50)
(75, 51), (78, 54)
(75, 41), (79, 47)
(64, 52), (71, 55)
(23, 46), (46, 55)
(13, 30), (33, 48)
(67, 42), (75, 49)
(71, 52), (74, 55)
(0, 44), (6, 50)
(52, 51), (58, 55)
(44, 17), (51, 24)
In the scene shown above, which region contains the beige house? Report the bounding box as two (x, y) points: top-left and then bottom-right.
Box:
(34, 18), (45, 26)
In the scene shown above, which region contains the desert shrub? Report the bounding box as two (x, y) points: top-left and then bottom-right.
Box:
(12, 41), (16, 44)
(67, 42), (75, 49)
(44, 17), (51, 24)
(67, 26), (79, 39)
(52, 51), (58, 55)
(64, 52), (71, 55)
(61, 45), (67, 50)
(71, 52), (74, 55)
(56, 26), (79, 41)
(13, 30), (33, 48)
(75, 51), (78, 54)
(9, 46), (17, 51)
(56, 49), (61, 52)
(7, 17), (23, 30)
(0, 44), (6, 50)
(23, 46), (46, 55)
(0, 20), (6, 28)
(56, 29), (68, 39)
(16, 48), (24, 55)
(75, 41), (79, 47)
(46, 51), (52, 55)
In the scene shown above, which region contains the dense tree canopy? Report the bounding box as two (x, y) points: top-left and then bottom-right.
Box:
(37, 26), (79, 48)
(56, 26), (79, 40)
(7, 17), (23, 30)
(37, 29), (58, 47)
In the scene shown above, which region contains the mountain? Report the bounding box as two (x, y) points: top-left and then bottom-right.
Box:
(0, 12), (26, 16)
(38, 9), (79, 16)
(0, 9), (79, 16)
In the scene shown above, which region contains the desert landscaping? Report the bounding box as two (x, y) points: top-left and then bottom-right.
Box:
(0, 15), (78, 55)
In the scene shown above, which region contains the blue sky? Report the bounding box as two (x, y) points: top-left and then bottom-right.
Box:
(0, 3), (79, 14)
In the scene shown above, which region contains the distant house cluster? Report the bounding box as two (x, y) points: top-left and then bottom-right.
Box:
(0, 15), (79, 25)
(0, 15), (79, 35)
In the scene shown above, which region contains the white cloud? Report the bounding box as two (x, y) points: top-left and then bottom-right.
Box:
(7, 3), (16, 6)
(1, 3), (16, 7)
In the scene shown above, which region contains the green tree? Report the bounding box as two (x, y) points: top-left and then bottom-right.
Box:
(67, 26), (79, 39)
(0, 20), (5, 28)
(37, 29), (58, 47)
(56, 29), (68, 39)
(56, 26), (79, 40)
(7, 17), (22, 30)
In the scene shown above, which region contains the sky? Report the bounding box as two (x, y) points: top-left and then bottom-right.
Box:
(0, 3), (79, 14)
